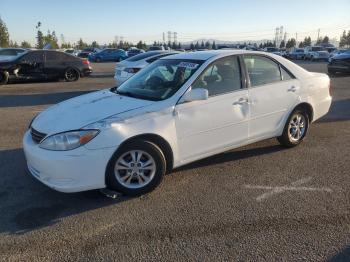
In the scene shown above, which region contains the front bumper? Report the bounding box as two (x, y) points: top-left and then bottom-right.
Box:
(23, 130), (116, 193)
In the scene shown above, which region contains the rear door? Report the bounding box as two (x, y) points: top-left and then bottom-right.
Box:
(243, 55), (300, 139)
(44, 51), (67, 78)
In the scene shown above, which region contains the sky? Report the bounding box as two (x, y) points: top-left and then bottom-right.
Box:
(1, 0), (350, 45)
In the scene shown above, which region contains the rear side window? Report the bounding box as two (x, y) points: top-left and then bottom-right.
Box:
(281, 67), (294, 81)
(244, 56), (281, 86)
(46, 51), (66, 62)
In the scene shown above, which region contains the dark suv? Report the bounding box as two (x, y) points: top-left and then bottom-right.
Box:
(0, 50), (92, 85)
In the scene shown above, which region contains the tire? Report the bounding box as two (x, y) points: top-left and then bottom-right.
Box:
(96, 57), (102, 63)
(64, 68), (80, 82)
(277, 109), (309, 148)
(106, 140), (166, 196)
(0, 71), (9, 85)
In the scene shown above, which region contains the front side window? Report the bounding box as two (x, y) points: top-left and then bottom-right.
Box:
(192, 56), (242, 96)
(20, 51), (44, 63)
(244, 55), (282, 87)
(115, 59), (203, 101)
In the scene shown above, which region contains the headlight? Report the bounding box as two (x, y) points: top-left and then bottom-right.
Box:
(39, 130), (99, 151)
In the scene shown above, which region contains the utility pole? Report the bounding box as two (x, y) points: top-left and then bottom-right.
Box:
(162, 32), (165, 44)
(173, 32), (177, 45)
(317, 28), (320, 43)
(167, 31), (172, 44)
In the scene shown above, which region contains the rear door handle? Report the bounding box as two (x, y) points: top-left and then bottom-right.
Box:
(233, 97), (248, 105)
(287, 86), (298, 92)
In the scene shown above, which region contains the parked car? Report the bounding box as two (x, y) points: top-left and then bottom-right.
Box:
(148, 46), (165, 51)
(127, 48), (145, 57)
(0, 50), (92, 85)
(77, 48), (100, 58)
(328, 50), (350, 75)
(329, 49), (350, 60)
(24, 50), (331, 196)
(88, 48), (127, 62)
(114, 51), (179, 85)
(288, 48), (305, 60)
(65, 49), (81, 56)
(264, 47), (282, 56)
(0, 48), (27, 61)
(304, 46), (329, 61)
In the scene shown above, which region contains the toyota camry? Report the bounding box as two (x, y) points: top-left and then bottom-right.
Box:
(23, 50), (332, 196)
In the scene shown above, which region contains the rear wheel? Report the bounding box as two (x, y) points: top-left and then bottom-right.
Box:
(96, 57), (102, 62)
(0, 71), (9, 85)
(106, 140), (166, 196)
(277, 110), (309, 147)
(64, 68), (80, 82)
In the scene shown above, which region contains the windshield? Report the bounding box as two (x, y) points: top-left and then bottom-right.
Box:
(114, 59), (203, 101)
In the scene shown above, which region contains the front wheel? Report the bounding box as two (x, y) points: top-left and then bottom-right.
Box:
(106, 140), (166, 196)
(277, 110), (309, 147)
(64, 68), (80, 82)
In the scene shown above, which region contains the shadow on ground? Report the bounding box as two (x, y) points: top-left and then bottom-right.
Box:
(0, 148), (131, 235)
(318, 99), (350, 123)
(0, 90), (96, 107)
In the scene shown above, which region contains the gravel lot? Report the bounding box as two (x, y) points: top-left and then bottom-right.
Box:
(0, 61), (349, 262)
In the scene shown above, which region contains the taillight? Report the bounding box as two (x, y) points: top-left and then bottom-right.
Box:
(124, 68), (141, 74)
(82, 59), (90, 65)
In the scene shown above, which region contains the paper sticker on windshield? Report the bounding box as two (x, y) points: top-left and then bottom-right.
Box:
(177, 62), (199, 69)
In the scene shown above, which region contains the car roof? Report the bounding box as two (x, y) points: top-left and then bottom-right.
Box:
(160, 50), (267, 61)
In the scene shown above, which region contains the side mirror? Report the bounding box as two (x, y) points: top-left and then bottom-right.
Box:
(180, 88), (208, 103)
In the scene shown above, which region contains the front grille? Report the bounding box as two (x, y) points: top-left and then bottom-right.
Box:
(30, 128), (47, 144)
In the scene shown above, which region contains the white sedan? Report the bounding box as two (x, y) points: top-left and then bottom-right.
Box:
(23, 50), (332, 196)
(114, 51), (179, 86)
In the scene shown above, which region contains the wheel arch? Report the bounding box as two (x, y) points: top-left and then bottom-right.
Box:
(105, 133), (174, 185)
(294, 102), (314, 122)
(63, 66), (81, 78)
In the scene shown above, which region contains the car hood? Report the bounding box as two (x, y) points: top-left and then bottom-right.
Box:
(32, 89), (155, 134)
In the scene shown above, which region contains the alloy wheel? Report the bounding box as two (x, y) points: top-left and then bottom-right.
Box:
(65, 69), (77, 81)
(114, 150), (156, 189)
(288, 113), (306, 142)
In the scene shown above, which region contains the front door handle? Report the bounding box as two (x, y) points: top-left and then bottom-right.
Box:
(233, 97), (248, 105)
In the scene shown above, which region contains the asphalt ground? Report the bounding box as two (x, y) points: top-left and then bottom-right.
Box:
(0, 61), (349, 261)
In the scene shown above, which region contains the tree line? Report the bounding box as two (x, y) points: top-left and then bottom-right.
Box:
(1, 17), (350, 50)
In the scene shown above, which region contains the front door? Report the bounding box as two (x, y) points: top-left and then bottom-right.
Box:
(175, 55), (249, 162)
(17, 51), (45, 80)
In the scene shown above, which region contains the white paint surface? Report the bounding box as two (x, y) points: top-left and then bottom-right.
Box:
(245, 177), (333, 202)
